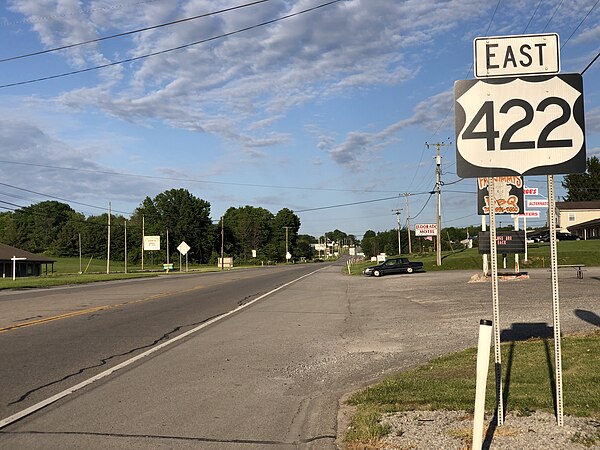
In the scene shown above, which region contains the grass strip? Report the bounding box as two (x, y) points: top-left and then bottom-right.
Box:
(349, 240), (600, 275)
(344, 331), (600, 444)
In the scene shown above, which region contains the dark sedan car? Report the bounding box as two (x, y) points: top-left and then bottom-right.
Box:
(363, 257), (424, 277)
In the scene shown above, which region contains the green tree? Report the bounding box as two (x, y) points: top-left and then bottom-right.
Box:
(361, 230), (377, 257)
(132, 189), (214, 264)
(270, 208), (301, 261)
(223, 206), (274, 261)
(2, 201), (78, 254)
(562, 156), (600, 201)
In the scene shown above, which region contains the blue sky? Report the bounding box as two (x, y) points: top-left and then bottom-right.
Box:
(0, 0), (598, 239)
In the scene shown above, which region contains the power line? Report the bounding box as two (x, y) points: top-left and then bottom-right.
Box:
(523, 0), (543, 33)
(0, 159), (398, 194)
(582, 51), (600, 75)
(561, 0), (599, 49)
(0, 0), (344, 89)
(0, 181), (133, 215)
(293, 195), (401, 213)
(543, 0), (564, 32)
(0, 0), (270, 63)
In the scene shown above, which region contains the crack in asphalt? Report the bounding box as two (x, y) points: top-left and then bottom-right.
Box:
(8, 313), (224, 406)
(0, 430), (337, 446)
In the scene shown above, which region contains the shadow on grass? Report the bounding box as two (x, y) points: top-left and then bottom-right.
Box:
(482, 322), (555, 449)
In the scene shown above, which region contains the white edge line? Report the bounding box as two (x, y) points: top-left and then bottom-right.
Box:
(0, 266), (329, 429)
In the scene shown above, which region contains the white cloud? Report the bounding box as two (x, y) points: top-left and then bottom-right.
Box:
(10, 0), (493, 148)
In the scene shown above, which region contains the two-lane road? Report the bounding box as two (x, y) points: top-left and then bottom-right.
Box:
(0, 264), (330, 421)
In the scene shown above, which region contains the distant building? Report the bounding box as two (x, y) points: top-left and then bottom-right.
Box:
(555, 201), (600, 233)
(0, 243), (55, 278)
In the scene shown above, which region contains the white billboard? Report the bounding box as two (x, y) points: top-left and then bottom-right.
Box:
(415, 224), (438, 236)
(143, 236), (160, 251)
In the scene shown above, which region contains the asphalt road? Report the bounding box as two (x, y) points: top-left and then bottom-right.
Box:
(0, 263), (599, 449)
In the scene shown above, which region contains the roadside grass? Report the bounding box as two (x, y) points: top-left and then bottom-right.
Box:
(349, 240), (600, 275)
(344, 330), (600, 445)
(0, 256), (236, 290)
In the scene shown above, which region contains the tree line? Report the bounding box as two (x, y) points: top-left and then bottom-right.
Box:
(0, 188), (318, 264)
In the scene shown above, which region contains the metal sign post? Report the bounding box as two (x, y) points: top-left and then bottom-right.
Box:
(548, 175), (564, 425)
(488, 178), (504, 426)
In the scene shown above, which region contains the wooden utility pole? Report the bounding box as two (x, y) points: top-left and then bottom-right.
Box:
(427, 142), (451, 266)
(141, 215), (145, 271)
(124, 219), (127, 274)
(221, 216), (224, 270)
(405, 193), (412, 254)
(107, 202), (111, 274)
(392, 209), (402, 255)
(283, 226), (291, 262)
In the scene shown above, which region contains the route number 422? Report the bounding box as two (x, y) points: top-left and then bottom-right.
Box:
(463, 97), (571, 151)
(455, 75), (585, 176)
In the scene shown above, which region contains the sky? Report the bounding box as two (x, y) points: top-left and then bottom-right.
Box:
(0, 0), (598, 240)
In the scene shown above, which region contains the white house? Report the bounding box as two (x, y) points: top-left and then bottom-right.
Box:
(555, 201), (600, 233)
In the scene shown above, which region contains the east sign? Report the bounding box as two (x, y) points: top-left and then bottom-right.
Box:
(474, 33), (559, 78)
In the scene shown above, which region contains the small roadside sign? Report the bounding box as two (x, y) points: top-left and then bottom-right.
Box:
(177, 241), (190, 255)
(163, 263), (173, 270)
(527, 199), (549, 208)
(474, 33), (559, 78)
(512, 210), (541, 218)
(415, 224), (438, 236)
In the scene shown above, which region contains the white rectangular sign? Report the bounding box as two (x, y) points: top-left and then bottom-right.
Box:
(524, 187), (539, 196)
(143, 235), (160, 251)
(512, 210), (541, 218)
(527, 199), (549, 208)
(415, 223), (438, 236)
(474, 33), (559, 78)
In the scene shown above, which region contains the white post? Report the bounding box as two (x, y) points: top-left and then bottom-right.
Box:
(11, 256), (26, 280)
(473, 319), (493, 450)
(514, 216), (519, 273)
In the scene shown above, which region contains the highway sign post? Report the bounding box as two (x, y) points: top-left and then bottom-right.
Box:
(457, 33), (587, 430)
(177, 241), (191, 272)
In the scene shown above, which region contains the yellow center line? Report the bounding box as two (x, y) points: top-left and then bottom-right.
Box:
(0, 285), (206, 334)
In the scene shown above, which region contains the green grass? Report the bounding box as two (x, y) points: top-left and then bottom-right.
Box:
(349, 240), (600, 275)
(344, 331), (600, 444)
(0, 256), (239, 290)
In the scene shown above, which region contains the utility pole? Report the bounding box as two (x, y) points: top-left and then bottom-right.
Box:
(124, 219), (128, 274)
(427, 142), (451, 266)
(392, 209), (402, 255)
(107, 202), (111, 274)
(405, 193), (412, 254)
(141, 215), (145, 271)
(221, 216), (224, 270)
(283, 226), (291, 262)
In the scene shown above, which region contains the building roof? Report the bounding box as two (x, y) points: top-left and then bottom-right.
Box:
(556, 201), (600, 210)
(567, 218), (600, 232)
(0, 243), (56, 263)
